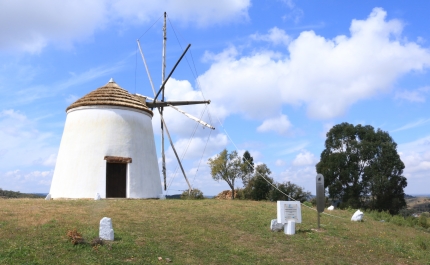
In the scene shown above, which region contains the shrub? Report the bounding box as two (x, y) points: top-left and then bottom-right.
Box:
(268, 181), (311, 203)
(180, 189), (204, 200)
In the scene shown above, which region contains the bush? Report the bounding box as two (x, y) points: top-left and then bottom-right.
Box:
(180, 189), (204, 200)
(268, 181), (311, 202)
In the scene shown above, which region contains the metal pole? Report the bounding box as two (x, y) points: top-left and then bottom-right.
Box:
(161, 12), (167, 191)
(318, 212), (320, 229)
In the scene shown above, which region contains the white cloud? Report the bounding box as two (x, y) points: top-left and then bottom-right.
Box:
(0, 169), (53, 192)
(0, 0), (108, 53)
(42, 154), (57, 167)
(250, 27), (291, 46)
(200, 8), (430, 120)
(394, 86), (430, 103)
(277, 165), (316, 193)
(275, 159), (285, 166)
(391, 118), (430, 132)
(0, 109), (58, 170)
(257, 114), (292, 135)
(281, 0), (304, 24)
(0, 0), (251, 53)
(292, 150), (317, 166)
(112, 0), (251, 27)
(398, 135), (430, 193)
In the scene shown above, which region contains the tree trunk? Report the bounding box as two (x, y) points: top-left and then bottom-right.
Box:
(231, 187), (235, 199)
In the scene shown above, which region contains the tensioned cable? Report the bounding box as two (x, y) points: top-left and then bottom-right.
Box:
(166, 105), (211, 192)
(217, 116), (345, 219)
(162, 19), (337, 219)
(162, 17), (214, 193)
(138, 14), (163, 40)
(191, 120), (213, 186)
(167, 17), (214, 128)
(134, 47), (138, 94)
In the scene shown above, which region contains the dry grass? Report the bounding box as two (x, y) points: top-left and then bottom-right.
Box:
(0, 199), (429, 264)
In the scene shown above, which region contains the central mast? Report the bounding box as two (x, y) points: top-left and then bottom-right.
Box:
(161, 12), (167, 190)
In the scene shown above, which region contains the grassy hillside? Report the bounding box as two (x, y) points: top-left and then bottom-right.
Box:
(406, 196), (430, 213)
(0, 199), (429, 264)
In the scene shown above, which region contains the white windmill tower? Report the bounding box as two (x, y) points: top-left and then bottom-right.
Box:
(48, 12), (214, 199)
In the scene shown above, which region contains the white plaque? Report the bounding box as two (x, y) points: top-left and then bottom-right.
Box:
(277, 201), (302, 224)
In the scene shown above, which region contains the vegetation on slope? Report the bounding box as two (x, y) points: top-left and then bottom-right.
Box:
(0, 199), (429, 264)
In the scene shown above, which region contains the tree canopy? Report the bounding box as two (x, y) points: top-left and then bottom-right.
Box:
(316, 122), (407, 214)
(208, 149), (247, 199)
(246, 164), (273, 201)
(241, 150), (254, 186)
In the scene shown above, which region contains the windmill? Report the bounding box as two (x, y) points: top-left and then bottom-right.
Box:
(135, 12), (215, 194)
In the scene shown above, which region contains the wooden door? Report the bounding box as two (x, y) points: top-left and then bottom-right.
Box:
(106, 162), (127, 198)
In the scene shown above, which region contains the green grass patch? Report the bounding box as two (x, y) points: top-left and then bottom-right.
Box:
(0, 199), (429, 264)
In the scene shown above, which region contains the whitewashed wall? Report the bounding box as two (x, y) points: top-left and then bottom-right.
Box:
(50, 106), (162, 199)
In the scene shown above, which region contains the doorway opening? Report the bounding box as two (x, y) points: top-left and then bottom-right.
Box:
(106, 162), (127, 198)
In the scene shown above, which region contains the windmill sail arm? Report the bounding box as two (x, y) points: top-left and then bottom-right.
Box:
(159, 111), (192, 192)
(146, 100), (210, 108)
(167, 104), (215, 130)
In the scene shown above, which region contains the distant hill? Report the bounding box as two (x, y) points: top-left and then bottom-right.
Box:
(0, 188), (45, 199)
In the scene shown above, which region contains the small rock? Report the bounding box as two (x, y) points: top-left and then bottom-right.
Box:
(327, 205), (334, 211)
(158, 257), (163, 261)
(351, 210), (364, 221)
(270, 219), (284, 232)
(165, 258), (172, 262)
(99, 217), (114, 240)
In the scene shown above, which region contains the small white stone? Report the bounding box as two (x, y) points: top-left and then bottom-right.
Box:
(94, 193), (101, 200)
(45, 194), (51, 200)
(284, 220), (296, 235)
(327, 205), (334, 211)
(270, 219), (284, 232)
(99, 217), (114, 240)
(351, 210), (364, 221)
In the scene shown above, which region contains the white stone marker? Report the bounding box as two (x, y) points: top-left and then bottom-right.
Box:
(327, 205), (334, 211)
(284, 220), (296, 235)
(45, 194), (51, 200)
(94, 193), (101, 200)
(99, 217), (114, 240)
(270, 219), (284, 232)
(351, 210), (364, 221)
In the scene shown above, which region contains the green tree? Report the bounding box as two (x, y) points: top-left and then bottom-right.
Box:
(268, 181), (311, 202)
(180, 189), (204, 200)
(241, 151), (254, 186)
(245, 164), (273, 201)
(316, 122), (407, 214)
(208, 149), (245, 199)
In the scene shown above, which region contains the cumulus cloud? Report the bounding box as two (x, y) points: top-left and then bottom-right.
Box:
(292, 150), (317, 166)
(250, 27), (291, 46)
(200, 8), (430, 120)
(257, 114), (292, 135)
(0, 0), (251, 53)
(0, 0), (107, 53)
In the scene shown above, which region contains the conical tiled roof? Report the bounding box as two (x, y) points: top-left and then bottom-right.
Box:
(66, 79), (153, 116)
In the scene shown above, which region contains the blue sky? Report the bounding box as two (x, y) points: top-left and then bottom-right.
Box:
(1, 0), (430, 196)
